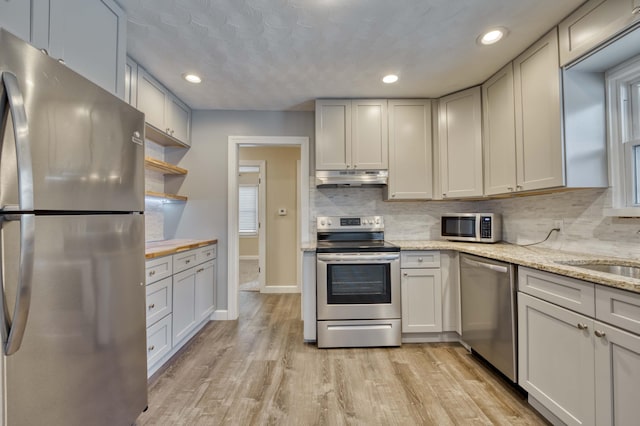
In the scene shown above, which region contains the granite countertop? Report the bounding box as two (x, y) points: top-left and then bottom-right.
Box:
(145, 238), (218, 259)
(301, 240), (640, 294)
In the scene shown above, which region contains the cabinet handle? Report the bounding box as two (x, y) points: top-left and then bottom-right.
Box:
(391, 194), (396, 198)
(166, 128), (171, 134)
(632, 6), (640, 15)
(442, 193), (447, 197)
(507, 187), (514, 191)
(594, 330), (606, 338)
(185, 260), (190, 264)
(516, 185), (523, 190)
(148, 345), (155, 352)
(149, 270), (156, 276)
(577, 323), (588, 330)
(57, 58), (65, 65)
(148, 303), (155, 310)
(197, 268), (204, 273)
(403, 272), (408, 276)
(40, 48), (49, 56)
(171, 130), (175, 136)
(346, 165), (351, 168)
(418, 257), (423, 262)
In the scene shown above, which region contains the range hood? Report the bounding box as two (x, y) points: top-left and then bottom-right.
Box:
(315, 170), (388, 187)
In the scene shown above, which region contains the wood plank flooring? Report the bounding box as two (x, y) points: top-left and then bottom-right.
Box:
(136, 293), (548, 425)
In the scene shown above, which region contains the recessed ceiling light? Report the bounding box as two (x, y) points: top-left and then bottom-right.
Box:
(478, 27), (508, 45)
(382, 74), (399, 84)
(183, 73), (202, 84)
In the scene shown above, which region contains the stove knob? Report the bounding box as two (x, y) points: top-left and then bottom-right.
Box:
(375, 218), (380, 224)
(328, 220), (332, 226)
(320, 220), (326, 226)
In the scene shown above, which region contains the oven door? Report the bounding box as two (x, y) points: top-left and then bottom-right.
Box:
(316, 252), (400, 320)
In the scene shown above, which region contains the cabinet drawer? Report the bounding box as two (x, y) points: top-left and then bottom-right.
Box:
(401, 251), (440, 268)
(146, 277), (173, 326)
(146, 314), (172, 368)
(145, 256), (173, 284)
(197, 244), (217, 263)
(518, 267), (595, 316)
(596, 286), (640, 335)
(173, 249), (198, 273)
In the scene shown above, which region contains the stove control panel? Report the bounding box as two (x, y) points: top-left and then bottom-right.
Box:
(317, 216), (384, 232)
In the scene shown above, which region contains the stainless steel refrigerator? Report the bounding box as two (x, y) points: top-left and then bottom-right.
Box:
(0, 29), (147, 425)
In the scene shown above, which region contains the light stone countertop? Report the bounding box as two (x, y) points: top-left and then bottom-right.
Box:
(145, 238), (218, 259)
(302, 240), (640, 294)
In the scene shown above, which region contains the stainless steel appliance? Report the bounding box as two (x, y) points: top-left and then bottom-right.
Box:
(316, 216), (401, 348)
(460, 253), (517, 382)
(0, 29), (147, 425)
(315, 170), (388, 187)
(441, 213), (502, 243)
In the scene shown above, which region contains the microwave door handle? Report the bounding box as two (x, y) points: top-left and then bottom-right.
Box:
(461, 256), (508, 274)
(1, 72), (34, 211)
(0, 214), (35, 355)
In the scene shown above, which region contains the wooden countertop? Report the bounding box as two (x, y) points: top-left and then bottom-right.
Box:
(302, 240), (640, 294)
(145, 238), (218, 259)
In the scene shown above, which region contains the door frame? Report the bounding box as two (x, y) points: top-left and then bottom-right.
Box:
(227, 136), (310, 320)
(238, 160), (266, 292)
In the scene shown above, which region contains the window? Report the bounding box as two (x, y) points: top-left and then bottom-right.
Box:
(239, 185), (258, 235)
(606, 55), (640, 215)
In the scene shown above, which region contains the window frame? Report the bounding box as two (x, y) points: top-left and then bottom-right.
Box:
(238, 184), (259, 236)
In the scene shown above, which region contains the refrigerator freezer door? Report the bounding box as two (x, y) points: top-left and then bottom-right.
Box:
(2, 214), (147, 425)
(0, 29), (144, 212)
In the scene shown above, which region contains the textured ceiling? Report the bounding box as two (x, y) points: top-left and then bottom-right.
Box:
(120, 0), (585, 111)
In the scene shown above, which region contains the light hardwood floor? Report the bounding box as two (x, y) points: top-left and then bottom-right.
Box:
(137, 293), (548, 425)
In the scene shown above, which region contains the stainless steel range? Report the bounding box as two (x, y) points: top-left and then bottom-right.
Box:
(316, 216), (401, 348)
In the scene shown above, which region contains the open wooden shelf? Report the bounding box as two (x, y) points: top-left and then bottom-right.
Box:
(145, 191), (188, 202)
(145, 157), (188, 175)
(145, 123), (189, 148)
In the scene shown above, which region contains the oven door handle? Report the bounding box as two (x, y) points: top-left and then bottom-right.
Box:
(317, 253), (399, 262)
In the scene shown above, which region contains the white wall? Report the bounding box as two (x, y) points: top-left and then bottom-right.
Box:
(164, 110), (314, 310)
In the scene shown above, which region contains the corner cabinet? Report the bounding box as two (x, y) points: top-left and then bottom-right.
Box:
(438, 87), (483, 199)
(385, 100), (434, 200)
(145, 243), (217, 377)
(136, 66), (192, 147)
(559, 0), (640, 66)
(518, 267), (640, 426)
(315, 99), (388, 170)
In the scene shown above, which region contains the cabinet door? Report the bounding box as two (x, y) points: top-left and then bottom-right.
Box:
(352, 99), (388, 170)
(594, 321), (640, 426)
(125, 56), (138, 107)
(438, 87), (483, 198)
(137, 68), (169, 131)
(315, 99), (351, 170)
(559, 0), (640, 66)
(146, 277), (173, 327)
(0, 0), (31, 42)
(146, 314), (172, 370)
(195, 260), (216, 321)
(482, 64), (517, 196)
(167, 94), (191, 145)
(48, 0), (126, 97)
(401, 269), (442, 333)
(514, 29), (564, 192)
(518, 293), (595, 426)
(387, 100), (433, 200)
(172, 267), (198, 345)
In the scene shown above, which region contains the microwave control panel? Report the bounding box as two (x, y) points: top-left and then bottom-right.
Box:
(480, 216), (492, 238)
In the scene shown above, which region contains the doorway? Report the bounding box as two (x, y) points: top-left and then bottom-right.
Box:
(227, 136), (310, 321)
(238, 160), (266, 292)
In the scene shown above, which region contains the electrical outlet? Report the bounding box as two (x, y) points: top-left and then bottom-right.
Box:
(553, 220), (563, 232)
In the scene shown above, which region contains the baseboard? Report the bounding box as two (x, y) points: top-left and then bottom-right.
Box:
(260, 285), (300, 294)
(211, 309), (229, 320)
(401, 331), (460, 344)
(239, 255), (259, 261)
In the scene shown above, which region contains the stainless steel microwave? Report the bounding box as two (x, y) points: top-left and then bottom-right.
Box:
(441, 213), (501, 243)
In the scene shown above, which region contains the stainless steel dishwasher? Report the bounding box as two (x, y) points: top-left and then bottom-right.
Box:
(460, 253), (517, 382)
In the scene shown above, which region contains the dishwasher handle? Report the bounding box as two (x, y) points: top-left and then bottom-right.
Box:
(461, 256), (509, 274)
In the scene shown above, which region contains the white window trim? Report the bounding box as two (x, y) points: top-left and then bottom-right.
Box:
(605, 53), (640, 217)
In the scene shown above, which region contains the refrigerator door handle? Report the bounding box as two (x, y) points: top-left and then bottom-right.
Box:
(0, 214), (35, 355)
(1, 72), (34, 211)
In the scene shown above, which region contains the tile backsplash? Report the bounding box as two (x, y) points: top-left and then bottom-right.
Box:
(310, 186), (640, 259)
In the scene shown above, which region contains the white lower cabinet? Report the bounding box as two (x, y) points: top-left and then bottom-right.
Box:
(145, 243), (217, 376)
(400, 251), (444, 336)
(518, 267), (640, 426)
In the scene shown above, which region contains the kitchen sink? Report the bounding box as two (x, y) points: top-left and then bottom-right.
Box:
(555, 260), (640, 279)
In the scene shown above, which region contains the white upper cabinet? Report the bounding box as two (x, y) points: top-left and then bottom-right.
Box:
(559, 0), (640, 66)
(438, 87), (483, 199)
(482, 64), (518, 196)
(315, 99), (388, 170)
(48, 0), (126, 98)
(125, 56), (138, 107)
(386, 100), (433, 200)
(513, 28), (565, 192)
(0, 0), (32, 42)
(137, 66), (192, 147)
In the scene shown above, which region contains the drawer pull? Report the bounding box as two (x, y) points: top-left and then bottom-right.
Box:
(418, 257), (423, 262)
(149, 270), (156, 276)
(197, 268), (205, 273)
(594, 330), (606, 338)
(148, 303), (155, 310)
(577, 323), (588, 330)
(148, 345), (155, 352)
(633, 6), (640, 15)
(185, 260), (191, 264)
